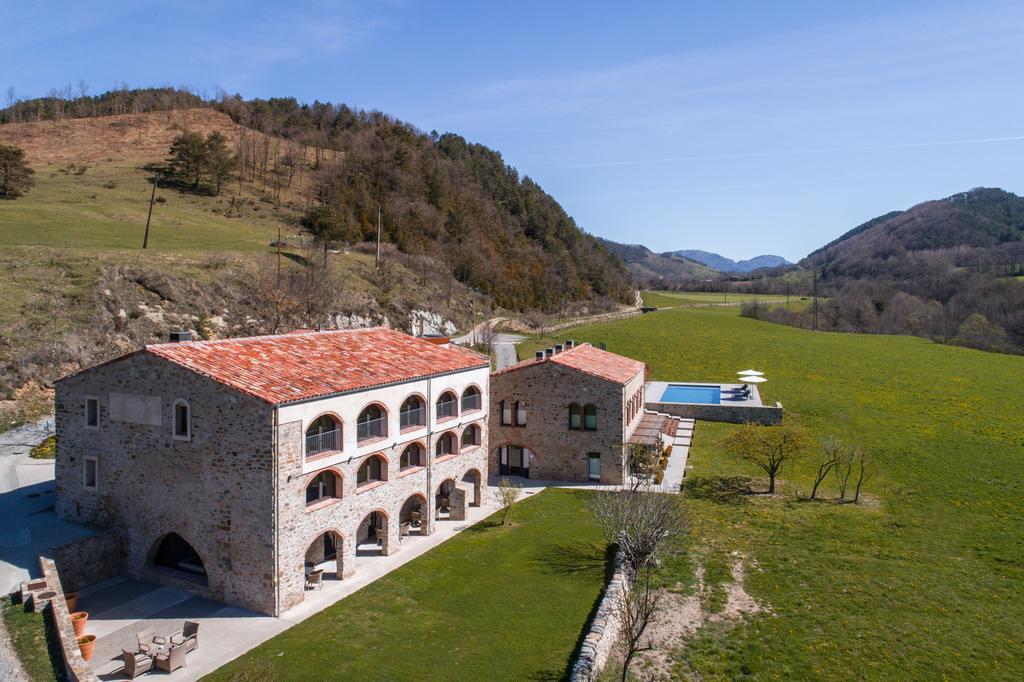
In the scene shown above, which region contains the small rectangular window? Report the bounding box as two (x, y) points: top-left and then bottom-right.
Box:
(515, 401), (526, 426)
(83, 456), (98, 490)
(85, 397), (99, 428)
(174, 402), (190, 440)
(501, 401), (512, 426)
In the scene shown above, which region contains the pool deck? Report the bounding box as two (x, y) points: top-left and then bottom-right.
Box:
(645, 381), (783, 425)
(646, 381), (765, 407)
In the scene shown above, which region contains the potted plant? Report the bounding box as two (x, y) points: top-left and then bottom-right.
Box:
(77, 634), (97, 661)
(65, 592), (79, 612)
(70, 611), (89, 637)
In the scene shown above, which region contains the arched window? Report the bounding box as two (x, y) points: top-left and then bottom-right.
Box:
(436, 391), (458, 421)
(461, 385), (481, 412)
(515, 400), (526, 426)
(357, 404), (387, 442)
(400, 443), (425, 470)
(584, 404), (597, 431)
(306, 470), (340, 506)
(400, 395), (426, 430)
(357, 455), (387, 486)
(461, 424), (481, 449)
(173, 399), (191, 441)
(500, 400), (512, 426)
(568, 403), (581, 430)
(306, 414), (341, 456)
(436, 431), (457, 458)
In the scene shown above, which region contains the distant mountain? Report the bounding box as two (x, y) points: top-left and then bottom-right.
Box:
(597, 239), (717, 287)
(672, 250), (791, 273)
(802, 187), (1024, 274)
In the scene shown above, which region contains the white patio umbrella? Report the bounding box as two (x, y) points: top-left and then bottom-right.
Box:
(739, 375), (767, 384)
(737, 369), (764, 376)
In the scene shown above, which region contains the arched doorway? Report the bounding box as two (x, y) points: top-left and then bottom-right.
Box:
(462, 469), (482, 507)
(304, 530), (344, 581)
(356, 510), (389, 555)
(149, 533), (208, 586)
(436, 478), (466, 521)
(399, 493), (429, 537)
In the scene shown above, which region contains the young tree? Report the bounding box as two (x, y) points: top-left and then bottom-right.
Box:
(625, 442), (661, 491)
(0, 144), (35, 199)
(853, 447), (871, 503)
(167, 131), (206, 190)
(204, 131), (237, 196)
(588, 489), (687, 574)
(810, 436), (841, 500)
(723, 421), (812, 495)
(497, 478), (522, 525)
(300, 204), (353, 256)
(617, 567), (661, 682)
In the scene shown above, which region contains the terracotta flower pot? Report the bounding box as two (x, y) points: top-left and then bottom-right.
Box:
(65, 592), (79, 613)
(70, 611), (89, 637)
(77, 634), (97, 661)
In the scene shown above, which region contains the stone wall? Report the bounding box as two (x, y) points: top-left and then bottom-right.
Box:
(647, 400), (783, 425)
(490, 360), (643, 484)
(54, 352), (278, 615)
(37, 556), (100, 682)
(570, 550), (629, 682)
(49, 530), (125, 594)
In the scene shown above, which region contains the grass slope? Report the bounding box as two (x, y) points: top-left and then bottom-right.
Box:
(2, 598), (64, 682)
(528, 307), (1023, 678)
(642, 290), (795, 308)
(207, 489), (609, 681)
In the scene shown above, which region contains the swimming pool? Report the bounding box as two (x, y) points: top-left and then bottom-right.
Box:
(659, 384), (722, 405)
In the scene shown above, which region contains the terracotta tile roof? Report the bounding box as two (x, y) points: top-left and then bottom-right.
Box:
(144, 327), (489, 404)
(629, 411), (676, 446)
(494, 343), (644, 385)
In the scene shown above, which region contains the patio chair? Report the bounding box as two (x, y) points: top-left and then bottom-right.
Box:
(170, 620), (199, 652)
(121, 648), (153, 679)
(136, 628), (166, 654)
(154, 643), (187, 674)
(306, 569), (324, 590)
(410, 510), (422, 527)
(400, 521), (411, 540)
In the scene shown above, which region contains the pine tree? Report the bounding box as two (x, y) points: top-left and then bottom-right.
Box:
(204, 132), (236, 196)
(167, 131), (206, 190)
(0, 145), (35, 199)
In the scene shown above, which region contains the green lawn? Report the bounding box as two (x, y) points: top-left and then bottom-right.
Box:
(2, 597), (65, 681)
(527, 306), (1024, 678)
(642, 290), (797, 308)
(207, 489), (609, 681)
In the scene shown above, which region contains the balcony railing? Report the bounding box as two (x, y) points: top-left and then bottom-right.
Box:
(436, 400), (458, 420)
(357, 417), (387, 442)
(461, 394), (481, 412)
(400, 406), (425, 430)
(305, 428), (340, 457)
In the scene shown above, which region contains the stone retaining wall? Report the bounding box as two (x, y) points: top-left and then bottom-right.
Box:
(38, 556), (99, 682)
(647, 400), (783, 425)
(570, 550), (629, 682)
(50, 530), (125, 594)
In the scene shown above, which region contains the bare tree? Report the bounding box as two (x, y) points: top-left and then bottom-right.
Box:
(833, 442), (856, 500)
(810, 436), (841, 500)
(722, 422), (812, 495)
(853, 447), (871, 503)
(587, 489), (687, 574)
(625, 442), (661, 491)
(497, 478), (522, 525)
(617, 567), (661, 682)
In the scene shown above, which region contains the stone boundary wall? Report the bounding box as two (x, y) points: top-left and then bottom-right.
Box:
(570, 550), (630, 682)
(38, 556), (100, 682)
(647, 400), (783, 425)
(50, 530), (125, 594)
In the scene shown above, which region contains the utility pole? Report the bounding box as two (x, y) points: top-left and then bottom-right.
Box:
(812, 269), (819, 331)
(276, 226), (282, 288)
(142, 170), (159, 249)
(375, 206), (382, 270)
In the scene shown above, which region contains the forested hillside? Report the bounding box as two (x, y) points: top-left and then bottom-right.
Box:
(597, 238), (717, 287)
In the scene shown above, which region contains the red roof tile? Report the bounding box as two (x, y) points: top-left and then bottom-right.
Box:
(145, 327), (489, 404)
(494, 343), (644, 385)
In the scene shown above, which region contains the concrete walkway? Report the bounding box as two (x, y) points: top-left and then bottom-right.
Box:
(661, 418), (695, 492)
(84, 500), (499, 681)
(0, 417), (94, 594)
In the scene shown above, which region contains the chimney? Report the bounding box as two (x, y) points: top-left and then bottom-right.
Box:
(168, 330), (192, 343)
(535, 350), (545, 361)
(545, 347), (555, 357)
(555, 343), (564, 353)
(565, 339), (575, 348)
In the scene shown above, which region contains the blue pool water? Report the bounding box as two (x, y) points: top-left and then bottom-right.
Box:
(660, 384), (722, 405)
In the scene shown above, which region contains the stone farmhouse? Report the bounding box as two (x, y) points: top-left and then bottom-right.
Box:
(54, 327), (490, 616)
(489, 341), (649, 484)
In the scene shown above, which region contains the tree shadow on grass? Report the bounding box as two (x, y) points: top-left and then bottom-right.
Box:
(682, 475), (754, 505)
(462, 518), (504, 534)
(534, 541), (610, 580)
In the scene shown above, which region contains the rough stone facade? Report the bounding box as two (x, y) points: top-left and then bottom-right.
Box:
(49, 530), (125, 594)
(55, 349), (489, 617)
(646, 400), (783, 425)
(570, 550), (628, 682)
(489, 355), (644, 484)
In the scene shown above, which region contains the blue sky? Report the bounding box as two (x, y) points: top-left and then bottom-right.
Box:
(4, 1), (1024, 260)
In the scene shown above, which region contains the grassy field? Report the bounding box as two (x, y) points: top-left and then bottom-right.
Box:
(1, 598), (64, 681)
(207, 489), (609, 681)
(524, 306), (1023, 678)
(642, 290), (799, 308)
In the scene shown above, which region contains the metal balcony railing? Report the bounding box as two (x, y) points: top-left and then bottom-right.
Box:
(436, 400), (458, 420)
(305, 428), (340, 456)
(357, 416), (387, 441)
(461, 394), (481, 412)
